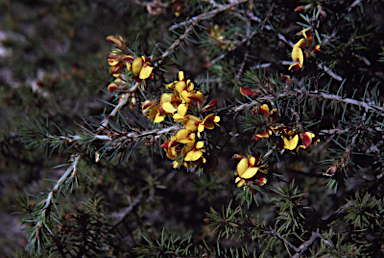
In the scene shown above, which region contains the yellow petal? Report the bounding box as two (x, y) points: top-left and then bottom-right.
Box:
(294, 38), (306, 48)
(288, 62), (299, 71)
(161, 93), (174, 102)
(175, 81), (186, 94)
(173, 113), (183, 121)
(162, 102), (177, 114)
(282, 134), (299, 150)
(241, 167), (259, 179)
(153, 114), (165, 123)
(237, 158), (249, 176)
(187, 81), (194, 91)
(177, 104), (188, 116)
(184, 119), (199, 131)
(292, 46), (304, 67)
(178, 71), (185, 81)
(236, 178), (245, 187)
(166, 82), (175, 89)
(132, 57), (143, 76)
(184, 149), (203, 161)
(139, 63), (153, 79)
(176, 129), (190, 141)
(173, 160), (181, 168)
(148, 107), (158, 120)
(196, 141), (204, 149)
(249, 156), (256, 166)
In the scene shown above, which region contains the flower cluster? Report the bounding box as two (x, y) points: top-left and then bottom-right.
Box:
(106, 35), (154, 92)
(288, 29), (321, 71)
(278, 129), (319, 151)
(252, 104), (319, 152)
(141, 71), (220, 169)
(209, 24), (234, 51)
(233, 154), (268, 188)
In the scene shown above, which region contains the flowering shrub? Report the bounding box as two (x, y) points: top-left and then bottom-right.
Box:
(12, 0), (384, 257)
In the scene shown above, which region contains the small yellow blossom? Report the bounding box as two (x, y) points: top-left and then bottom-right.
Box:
(234, 154), (268, 188)
(132, 56), (154, 80)
(198, 114), (220, 133)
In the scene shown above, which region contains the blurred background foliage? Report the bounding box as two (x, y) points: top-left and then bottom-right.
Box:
(0, 0), (384, 257)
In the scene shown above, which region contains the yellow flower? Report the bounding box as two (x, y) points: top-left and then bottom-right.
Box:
(148, 105), (166, 123)
(107, 51), (128, 77)
(234, 154), (268, 187)
(173, 103), (189, 123)
(161, 136), (180, 160)
(175, 129), (196, 144)
(160, 93), (178, 115)
(107, 77), (124, 92)
(254, 128), (273, 141)
(182, 141), (205, 162)
(210, 24), (225, 41)
(132, 56), (154, 80)
(281, 129), (299, 150)
(197, 114), (220, 133)
(183, 115), (202, 132)
(106, 35), (125, 48)
(288, 40), (305, 71)
(296, 131), (319, 151)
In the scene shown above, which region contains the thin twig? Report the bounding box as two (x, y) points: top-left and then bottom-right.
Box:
(265, 227), (300, 252)
(169, 0), (249, 31)
(98, 82), (139, 131)
(228, 89), (384, 116)
(234, 50), (249, 83)
(292, 229), (320, 258)
(32, 154), (82, 245)
(109, 192), (143, 225)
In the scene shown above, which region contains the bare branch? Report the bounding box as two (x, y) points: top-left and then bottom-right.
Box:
(292, 229), (320, 258)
